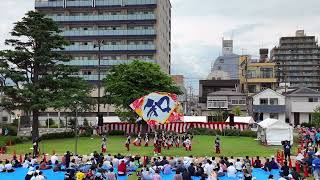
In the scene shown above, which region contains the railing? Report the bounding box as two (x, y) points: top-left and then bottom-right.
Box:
(61, 44), (156, 51)
(35, 0), (64, 7)
(61, 59), (155, 66)
(48, 14), (156, 22)
(35, 0), (157, 8)
(61, 29), (156, 36)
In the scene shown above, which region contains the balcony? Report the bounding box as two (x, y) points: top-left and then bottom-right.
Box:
(96, 0), (156, 6)
(253, 105), (286, 113)
(291, 102), (319, 113)
(61, 44), (156, 51)
(35, 0), (157, 8)
(66, 0), (92, 7)
(48, 14), (156, 22)
(61, 59), (155, 66)
(61, 29), (156, 37)
(207, 101), (228, 109)
(35, 0), (64, 8)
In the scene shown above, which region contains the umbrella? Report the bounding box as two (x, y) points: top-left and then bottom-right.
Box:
(130, 92), (183, 126)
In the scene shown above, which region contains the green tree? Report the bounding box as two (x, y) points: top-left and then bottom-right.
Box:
(231, 106), (243, 116)
(312, 106), (320, 127)
(103, 60), (182, 121)
(0, 11), (93, 154)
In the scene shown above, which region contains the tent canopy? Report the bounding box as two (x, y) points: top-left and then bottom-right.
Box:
(225, 116), (255, 124)
(95, 116), (122, 124)
(257, 118), (293, 145)
(257, 118), (291, 129)
(183, 116), (207, 123)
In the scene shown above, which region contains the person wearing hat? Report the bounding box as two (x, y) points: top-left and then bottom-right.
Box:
(312, 152), (320, 180)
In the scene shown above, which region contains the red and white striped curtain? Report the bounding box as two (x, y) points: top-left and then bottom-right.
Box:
(98, 122), (249, 134)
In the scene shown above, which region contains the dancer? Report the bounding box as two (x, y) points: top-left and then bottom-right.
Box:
(144, 133), (149, 147)
(154, 132), (158, 147)
(101, 136), (107, 153)
(215, 136), (221, 154)
(175, 135), (180, 148)
(133, 133), (142, 146)
(125, 134), (131, 151)
(184, 137), (192, 151)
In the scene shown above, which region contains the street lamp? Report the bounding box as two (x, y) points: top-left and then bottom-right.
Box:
(74, 104), (78, 155)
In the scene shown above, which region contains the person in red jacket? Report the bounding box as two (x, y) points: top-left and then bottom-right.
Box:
(118, 160), (126, 176)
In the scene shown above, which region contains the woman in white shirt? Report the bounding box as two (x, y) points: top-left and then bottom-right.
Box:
(235, 159), (243, 172)
(4, 160), (14, 172)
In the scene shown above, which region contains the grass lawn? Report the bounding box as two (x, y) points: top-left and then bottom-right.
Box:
(7, 135), (283, 157)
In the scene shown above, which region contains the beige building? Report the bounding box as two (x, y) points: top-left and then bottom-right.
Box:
(239, 50), (277, 96)
(34, 0), (172, 122)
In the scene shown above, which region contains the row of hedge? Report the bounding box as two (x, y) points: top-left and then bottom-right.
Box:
(187, 128), (257, 137)
(0, 136), (29, 147)
(104, 128), (257, 138)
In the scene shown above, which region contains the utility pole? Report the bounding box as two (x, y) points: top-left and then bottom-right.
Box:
(94, 40), (104, 121)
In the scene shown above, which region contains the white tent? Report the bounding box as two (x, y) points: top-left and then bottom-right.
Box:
(225, 116), (255, 124)
(257, 118), (293, 145)
(95, 116), (121, 125)
(183, 116), (207, 123)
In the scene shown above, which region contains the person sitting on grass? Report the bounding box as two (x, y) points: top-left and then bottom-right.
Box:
(36, 171), (46, 180)
(188, 163), (196, 176)
(173, 169), (183, 180)
(75, 170), (85, 180)
(235, 159), (243, 172)
(39, 160), (51, 170)
(152, 169), (162, 180)
(280, 161), (289, 177)
(118, 160), (126, 176)
(270, 157), (279, 169)
(11, 156), (21, 168)
(253, 156), (262, 168)
(227, 162), (237, 178)
(195, 163), (204, 177)
(0, 160), (4, 172)
(263, 158), (272, 172)
(4, 160), (14, 172)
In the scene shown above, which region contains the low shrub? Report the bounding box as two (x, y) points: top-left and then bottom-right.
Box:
(108, 130), (125, 136)
(1, 125), (18, 136)
(239, 130), (257, 138)
(300, 122), (315, 128)
(41, 131), (75, 140)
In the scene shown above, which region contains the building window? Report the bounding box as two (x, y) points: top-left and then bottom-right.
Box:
(260, 98), (268, 105)
(248, 85), (256, 93)
(309, 97), (318, 102)
(270, 113), (279, 119)
(219, 59), (224, 63)
(231, 99), (238, 105)
(269, 98), (279, 105)
(2, 117), (8, 122)
(239, 100), (246, 105)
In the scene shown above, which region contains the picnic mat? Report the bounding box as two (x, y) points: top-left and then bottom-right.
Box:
(0, 168), (280, 180)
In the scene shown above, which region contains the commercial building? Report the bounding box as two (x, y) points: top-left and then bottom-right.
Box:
(198, 79), (240, 116)
(285, 87), (320, 126)
(271, 30), (320, 90)
(205, 91), (247, 116)
(34, 0), (172, 121)
(252, 89), (286, 122)
(239, 49), (277, 95)
(208, 39), (240, 80)
(171, 75), (187, 114)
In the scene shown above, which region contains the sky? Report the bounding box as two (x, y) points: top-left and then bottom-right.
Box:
(1, 0), (320, 94)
